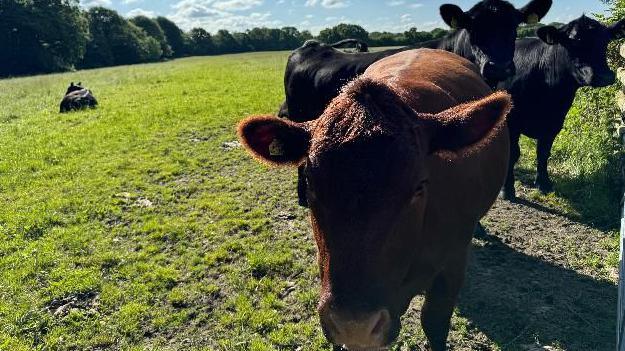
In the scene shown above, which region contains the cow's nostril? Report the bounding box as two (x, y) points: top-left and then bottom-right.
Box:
(370, 309), (390, 337)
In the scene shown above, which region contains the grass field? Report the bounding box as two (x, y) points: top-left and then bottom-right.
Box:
(0, 51), (620, 350)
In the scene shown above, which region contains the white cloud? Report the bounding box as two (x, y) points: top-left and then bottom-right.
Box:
(80, 0), (111, 7)
(123, 0), (143, 4)
(213, 0), (263, 11)
(306, 0), (349, 9)
(386, 1), (422, 9)
(169, 0), (280, 32)
(127, 8), (156, 17)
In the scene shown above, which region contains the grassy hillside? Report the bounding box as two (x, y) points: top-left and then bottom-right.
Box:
(0, 52), (619, 350)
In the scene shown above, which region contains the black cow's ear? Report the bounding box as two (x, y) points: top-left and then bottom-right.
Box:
(609, 18), (625, 40)
(426, 91), (512, 157)
(440, 4), (470, 30)
(238, 115), (311, 167)
(519, 0), (552, 24)
(70, 82), (74, 86)
(78, 81), (82, 86)
(537, 26), (561, 45)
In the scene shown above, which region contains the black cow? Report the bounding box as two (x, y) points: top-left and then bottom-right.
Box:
(499, 15), (625, 200)
(60, 82), (98, 113)
(282, 0), (552, 207)
(324, 38), (370, 53)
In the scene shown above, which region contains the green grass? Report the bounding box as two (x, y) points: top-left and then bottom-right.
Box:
(515, 85), (622, 230)
(0, 51), (620, 350)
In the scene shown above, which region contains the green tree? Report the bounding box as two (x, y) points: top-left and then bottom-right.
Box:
(156, 16), (188, 57)
(318, 23), (369, 44)
(188, 27), (215, 55)
(429, 28), (449, 40)
(213, 29), (241, 54)
(599, 0), (625, 67)
(404, 27), (433, 44)
(0, 0), (89, 76)
(130, 15), (173, 58)
(81, 7), (161, 68)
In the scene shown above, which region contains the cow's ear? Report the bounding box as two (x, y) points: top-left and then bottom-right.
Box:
(426, 91), (512, 156)
(78, 81), (82, 86)
(537, 26), (561, 45)
(238, 115), (311, 166)
(70, 82), (74, 86)
(609, 18), (625, 40)
(519, 0), (552, 24)
(440, 4), (470, 30)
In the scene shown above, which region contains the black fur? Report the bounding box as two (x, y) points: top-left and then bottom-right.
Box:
(60, 82), (98, 113)
(500, 15), (625, 199)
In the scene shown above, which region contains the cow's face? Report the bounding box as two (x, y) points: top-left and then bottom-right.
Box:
(537, 16), (625, 87)
(441, 0), (552, 86)
(65, 82), (83, 95)
(238, 81), (512, 350)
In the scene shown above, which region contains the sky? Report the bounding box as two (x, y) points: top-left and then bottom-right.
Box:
(79, 0), (611, 34)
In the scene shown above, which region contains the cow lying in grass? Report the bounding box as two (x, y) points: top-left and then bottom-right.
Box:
(239, 49), (512, 350)
(60, 82), (98, 113)
(281, 0), (552, 207)
(499, 15), (625, 200)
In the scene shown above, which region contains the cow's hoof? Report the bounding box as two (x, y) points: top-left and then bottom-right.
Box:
(535, 180), (553, 194)
(499, 188), (516, 201)
(298, 198), (309, 208)
(474, 223), (488, 239)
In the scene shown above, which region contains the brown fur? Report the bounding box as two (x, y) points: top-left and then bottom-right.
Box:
(238, 48), (511, 350)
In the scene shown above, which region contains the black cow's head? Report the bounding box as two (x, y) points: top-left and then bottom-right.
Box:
(537, 15), (625, 87)
(441, 0), (552, 86)
(65, 82), (84, 95)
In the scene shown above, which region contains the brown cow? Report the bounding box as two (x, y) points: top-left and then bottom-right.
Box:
(238, 49), (511, 350)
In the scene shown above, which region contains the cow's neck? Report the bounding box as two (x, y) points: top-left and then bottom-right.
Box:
(542, 43), (580, 92)
(436, 30), (475, 65)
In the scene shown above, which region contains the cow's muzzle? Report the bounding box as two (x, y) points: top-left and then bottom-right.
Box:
(592, 70), (616, 87)
(319, 303), (392, 350)
(482, 61), (516, 86)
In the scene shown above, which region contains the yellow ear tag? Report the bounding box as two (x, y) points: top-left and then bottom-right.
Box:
(269, 138), (285, 157)
(450, 18), (459, 29)
(526, 13), (539, 25)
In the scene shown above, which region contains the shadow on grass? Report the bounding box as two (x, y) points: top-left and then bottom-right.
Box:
(458, 233), (617, 351)
(513, 166), (621, 231)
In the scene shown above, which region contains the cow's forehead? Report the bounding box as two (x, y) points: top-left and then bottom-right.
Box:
(565, 16), (606, 39)
(469, 0), (517, 17)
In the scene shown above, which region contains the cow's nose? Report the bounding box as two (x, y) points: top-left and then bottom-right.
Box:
(483, 61), (516, 82)
(594, 70), (616, 87)
(320, 304), (391, 349)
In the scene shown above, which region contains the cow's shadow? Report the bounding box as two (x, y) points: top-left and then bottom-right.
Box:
(513, 166), (621, 231)
(458, 233), (617, 351)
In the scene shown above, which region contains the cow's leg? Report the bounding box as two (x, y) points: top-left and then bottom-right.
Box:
(500, 131), (521, 201)
(297, 165), (308, 207)
(421, 252), (467, 351)
(535, 136), (555, 194)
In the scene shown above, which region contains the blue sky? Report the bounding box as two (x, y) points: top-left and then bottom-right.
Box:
(80, 0), (610, 34)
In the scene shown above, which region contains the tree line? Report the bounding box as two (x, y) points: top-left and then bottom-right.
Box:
(0, 0), (556, 78)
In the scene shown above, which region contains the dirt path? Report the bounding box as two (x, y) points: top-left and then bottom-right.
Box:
(456, 188), (618, 351)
